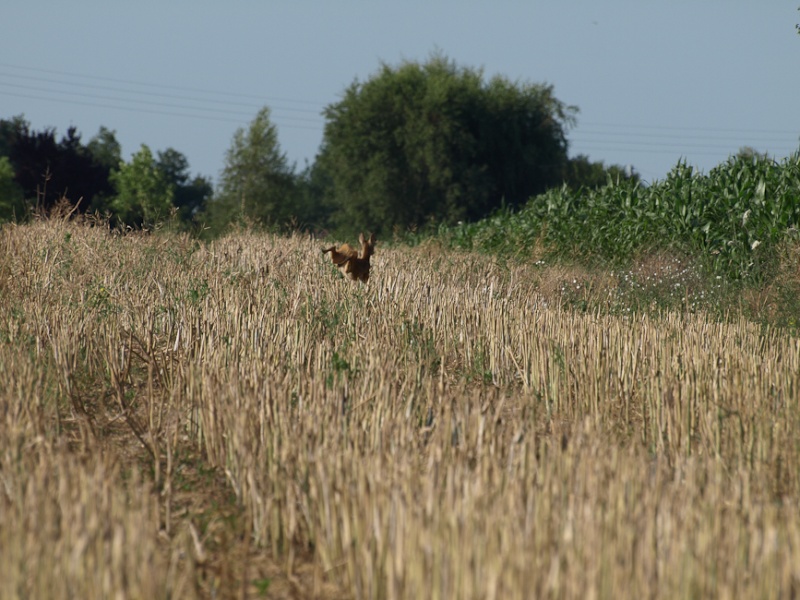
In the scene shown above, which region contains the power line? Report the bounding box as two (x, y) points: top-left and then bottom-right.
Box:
(579, 121), (798, 137)
(0, 61), (328, 108)
(0, 89), (324, 131)
(572, 144), (797, 158)
(575, 128), (797, 145)
(2, 60), (796, 173)
(0, 80), (255, 119)
(0, 79), (325, 125)
(5, 61), (794, 144)
(0, 70), (324, 116)
(571, 138), (798, 153)
(0, 61), (329, 136)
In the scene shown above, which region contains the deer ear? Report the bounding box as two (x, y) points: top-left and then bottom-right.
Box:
(359, 233), (365, 244)
(369, 232), (376, 243)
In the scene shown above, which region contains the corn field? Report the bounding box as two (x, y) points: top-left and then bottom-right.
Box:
(2, 217), (800, 598)
(443, 151), (800, 283)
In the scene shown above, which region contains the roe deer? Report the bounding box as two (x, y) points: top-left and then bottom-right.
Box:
(322, 232), (376, 283)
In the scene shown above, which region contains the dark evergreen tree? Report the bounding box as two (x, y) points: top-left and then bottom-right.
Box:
(156, 148), (213, 222)
(1, 117), (114, 213)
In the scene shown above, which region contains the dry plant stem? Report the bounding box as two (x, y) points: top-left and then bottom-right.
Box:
(4, 217), (800, 598)
(108, 328), (157, 463)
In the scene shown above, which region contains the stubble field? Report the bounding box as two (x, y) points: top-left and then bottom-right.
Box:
(2, 217), (800, 599)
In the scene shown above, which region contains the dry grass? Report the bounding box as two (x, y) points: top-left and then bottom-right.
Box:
(2, 217), (800, 598)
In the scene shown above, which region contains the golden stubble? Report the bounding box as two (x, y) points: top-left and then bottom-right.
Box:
(2, 218), (800, 599)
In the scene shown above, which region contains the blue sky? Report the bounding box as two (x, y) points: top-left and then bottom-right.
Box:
(2, 2), (798, 185)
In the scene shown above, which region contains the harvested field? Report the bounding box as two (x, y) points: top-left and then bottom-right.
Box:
(1, 218), (799, 598)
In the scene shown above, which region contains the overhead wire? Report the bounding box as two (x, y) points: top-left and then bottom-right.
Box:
(571, 120), (799, 160)
(1, 60), (797, 167)
(0, 61), (326, 106)
(0, 80), (323, 125)
(0, 62), (327, 131)
(0, 70), (323, 115)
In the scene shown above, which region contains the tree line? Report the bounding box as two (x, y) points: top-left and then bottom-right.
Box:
(0, 54), (638, 237)
(0, 116), (213, 228)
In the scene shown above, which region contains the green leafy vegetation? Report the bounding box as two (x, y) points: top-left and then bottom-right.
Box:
(0, 55), (641, 237)
(110, 144), (175, 227)
(437, 151), (800, 285)
(316, 53), (578, 236)
(202, 107), (301, 236)
(0, 116), (213, 229)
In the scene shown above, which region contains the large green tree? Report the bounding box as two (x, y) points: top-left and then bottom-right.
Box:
(208, 107), (297, 233)
(317, 54), (577, 235)
(110, 144), (174, 227)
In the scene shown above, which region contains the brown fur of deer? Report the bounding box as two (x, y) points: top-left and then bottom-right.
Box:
(322, 232), (376, 283)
